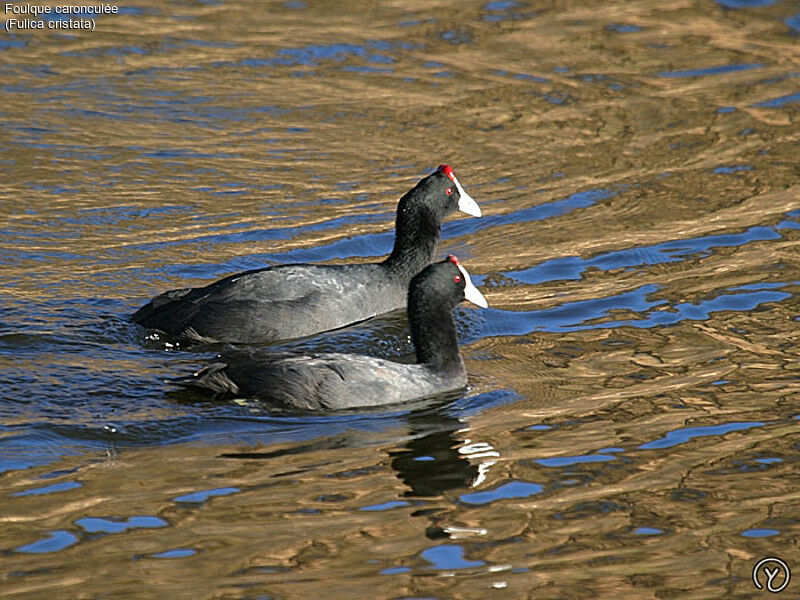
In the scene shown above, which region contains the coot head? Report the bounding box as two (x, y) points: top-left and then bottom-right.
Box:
(408, 255), (487, 370)
(387, 166), (480, 277)
(397, 165), (481, 224)
(438, 164), (481, 218)
(409, 254), (488, 312)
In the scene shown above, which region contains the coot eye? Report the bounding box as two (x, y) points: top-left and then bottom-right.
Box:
(446, 187), (453, 196)
(454, 275), (462, 283)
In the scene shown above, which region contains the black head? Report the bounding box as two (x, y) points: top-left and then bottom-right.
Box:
(407, 255), (487, 370)
(409, 255), (488, 313)
(386, 166), (481, 277)
(397, 165), (481, 226)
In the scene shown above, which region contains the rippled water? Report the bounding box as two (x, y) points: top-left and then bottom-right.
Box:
(2, 0), (800, 597)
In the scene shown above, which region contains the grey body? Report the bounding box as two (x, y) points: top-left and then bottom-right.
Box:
(190, 349), (467, 410)
(136, 263), (404, 343)
(174, 258), (485, 411)
(132, 167), (476, 344)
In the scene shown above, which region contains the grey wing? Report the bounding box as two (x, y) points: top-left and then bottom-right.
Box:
(132, 265), (345, 340)
(269, 355), (439, 409)
(204, 264), (340, 303)
(220, 352), (350, 409)
(178, 349), (460, 410)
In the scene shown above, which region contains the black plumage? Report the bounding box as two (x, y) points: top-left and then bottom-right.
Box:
(174, 256), (488, 410)
(132, 166), (480, 344)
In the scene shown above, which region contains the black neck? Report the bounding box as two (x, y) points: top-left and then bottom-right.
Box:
(409, 295), (463, 374)
(383, 204), (441, 281)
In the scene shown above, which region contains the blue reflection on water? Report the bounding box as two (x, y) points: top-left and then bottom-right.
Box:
(442, 188), (617, 240)
(151, 548), (197, 558)
(633, 527), (664, 535)
(508, 224), (783, 285)
(422, 544), (485, 569)
(360, 500), (410, 511)
(0, 36), (27, 51)
(232, 42), (407, 70)
(753, 91), (800, 108)
(535, 453), (618, 467)
(76, 515), (168, 533)
(606, 23), (642, 33)
(459, 480), (543, 505)
(442, 389), (521, 419)
(11, 481), (82, 496)
(741, 528), (780, 537)
(380, 566), (411, 574)
(278, 44), (394, 66)
(713, 164), (751, 174)
(715, 0), (775, 7)
(640, 421), (765, 450)
(174, 487), (240, 503)
(343, 66), (394, 74)
(493, 69), (550, 83)
(657, 63), (762, 78)
(485, 0), (518, 9)
(475, 282), (791, 338)
(15, 530), (78, 554)
(485, 284), (661, 334)
(0, 437), (84, 476)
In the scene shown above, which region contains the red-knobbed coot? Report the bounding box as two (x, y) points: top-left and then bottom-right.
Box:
(174, 255), (488, 409)
(132, 165), (481, 344)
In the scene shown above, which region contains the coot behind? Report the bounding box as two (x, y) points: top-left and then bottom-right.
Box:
(132, 165), (481, 344)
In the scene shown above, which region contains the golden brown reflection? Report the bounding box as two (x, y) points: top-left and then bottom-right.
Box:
(2, 0), (800, 597)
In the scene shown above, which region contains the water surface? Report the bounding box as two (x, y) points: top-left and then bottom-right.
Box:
(2, 0), (800, 597)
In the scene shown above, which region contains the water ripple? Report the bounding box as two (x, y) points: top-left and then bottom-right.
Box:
(507, 221), (788, 285)
(639, 421), (765, 450)
(657, 63), (763, 78)
(15, 530), (78, 554)
(481, 282), (793, 336)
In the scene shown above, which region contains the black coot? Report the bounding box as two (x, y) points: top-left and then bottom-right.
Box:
(174, 255), (488, 410)
(132, 165), (481, 344)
